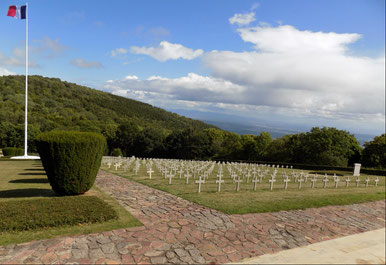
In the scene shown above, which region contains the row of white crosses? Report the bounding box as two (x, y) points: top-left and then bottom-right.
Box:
(102, 157), (381, 192)
(151, 159), (215, 186)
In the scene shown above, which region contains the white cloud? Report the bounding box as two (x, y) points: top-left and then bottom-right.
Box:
(0, 67), (15, 76)
(237, 25), (361, 54)
(111, 48), (128, 57)
(229, 12), (256, 26)
(0, 36), (66, 69)
(203, 25), (384, 121)
(36, 36), (68, 58)
(124, 75), (139, 80)
(104, 73), (245, 104)
(130, 41), (203, 61)
(105, 23), (385, 132)
(0, 49), (38, 67)
(29, 36), (68, 58)
(70, 58), (103, 68)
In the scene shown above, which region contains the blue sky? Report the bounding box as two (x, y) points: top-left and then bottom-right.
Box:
(0, 0), (385, 135)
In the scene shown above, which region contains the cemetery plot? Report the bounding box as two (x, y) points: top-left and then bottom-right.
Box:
(101, 156), (386, 214)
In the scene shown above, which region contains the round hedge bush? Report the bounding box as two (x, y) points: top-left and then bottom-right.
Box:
(2, 147), (24, 156)
(36, 131), (107, 195)
(111, 148), (123, 157)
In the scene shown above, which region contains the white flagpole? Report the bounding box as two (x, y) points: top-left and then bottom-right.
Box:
(12, 2), (39, 159)
(24, 2), (28, 157)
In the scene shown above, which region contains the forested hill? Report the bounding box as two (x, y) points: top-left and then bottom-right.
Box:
(0, 75), (215, 134)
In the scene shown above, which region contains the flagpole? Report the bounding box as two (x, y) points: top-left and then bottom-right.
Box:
(24, 2), (28, 157)
(12, 2), (39, 159)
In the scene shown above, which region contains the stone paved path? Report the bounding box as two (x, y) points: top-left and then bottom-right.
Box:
(0, 170), (385, 264)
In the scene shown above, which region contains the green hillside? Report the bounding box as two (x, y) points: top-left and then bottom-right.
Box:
(0, 75), (215, 151)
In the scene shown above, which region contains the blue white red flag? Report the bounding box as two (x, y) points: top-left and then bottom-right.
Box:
(7, 5), (27, 19)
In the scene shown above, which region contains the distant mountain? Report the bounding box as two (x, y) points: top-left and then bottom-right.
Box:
(170, 109), (376, 145)
(352, 133), (378, 146)
(0, 75), (215, 134)
(201, 120), (298, 138)
(169, 109), (303, 137)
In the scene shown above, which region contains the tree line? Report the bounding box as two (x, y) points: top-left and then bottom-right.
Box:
(106, 123), (384, 169)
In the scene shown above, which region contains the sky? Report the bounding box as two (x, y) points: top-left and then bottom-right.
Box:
(0, 0), (385, 136)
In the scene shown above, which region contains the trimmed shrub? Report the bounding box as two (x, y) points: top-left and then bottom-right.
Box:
(2, 147), (24, 156)
(111, 148), (123, 157)
(36, 131), (107, 195)
(0, 196), (118, 232)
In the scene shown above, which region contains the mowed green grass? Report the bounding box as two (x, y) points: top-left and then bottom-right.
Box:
(0, 160), (142, 246)
(102, 163), (386, 215)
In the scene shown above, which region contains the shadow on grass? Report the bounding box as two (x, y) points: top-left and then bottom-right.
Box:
(0, 188), (55, 198)
(9, 178), (49, 184)
(18, 172), (46, 176)
(24, 168), (45, 171)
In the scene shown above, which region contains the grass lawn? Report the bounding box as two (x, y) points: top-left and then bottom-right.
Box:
(102, 163), (385, 215)
(0, 160), (142, 246)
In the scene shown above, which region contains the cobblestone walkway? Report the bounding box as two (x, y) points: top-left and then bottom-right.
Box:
(1, 170), (385, 264)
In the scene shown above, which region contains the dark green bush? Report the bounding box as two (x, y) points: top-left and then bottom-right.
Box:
(111, 148), (123, 157)
(36, 131), (106, 195)
(2, 147), (24, 156)
(0, 196), (118, 232)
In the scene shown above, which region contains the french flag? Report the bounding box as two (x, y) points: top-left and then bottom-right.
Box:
(7, 5), (27, 19)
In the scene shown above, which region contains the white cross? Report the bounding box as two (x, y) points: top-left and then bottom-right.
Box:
(245, 172), (251, 183)
(365, 177), (370, 187)
(345, 177), (350, 187)
(259, 174), (264, 183)
(374, 177), (379, 187)
(304, 174), (308, 183)
(114, 163), (119, 170)
(216, 176), (224, 192)
(178, 168), (184, 178)
(323, 176), (329, 188)
(107, 162), (112, 168)
(195, 176), (205, 193)
(283, 176), (290, 190)
(167, 173), (174, 185)
(235, 175), (243, 191)
(294, 175), (298, 183)
(252, 176), (259, 191)
(269, 176), (276, 191)
(355, 177), (361, 187)
(298, 177), (304, 189)
(147, 168), (154, 179)
(334, 177), (340, 188)
(311, 177), (317, 188)
(185, 172), (192, 184)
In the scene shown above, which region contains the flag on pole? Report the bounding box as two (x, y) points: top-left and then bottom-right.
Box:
(7, 5), (27, 19)
(7, 3), (39, 160)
